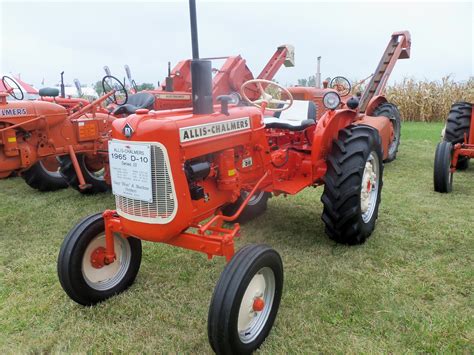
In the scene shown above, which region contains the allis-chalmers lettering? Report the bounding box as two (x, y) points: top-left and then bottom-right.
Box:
(1, 108), (27, 116)
(179, 117), (250, 142)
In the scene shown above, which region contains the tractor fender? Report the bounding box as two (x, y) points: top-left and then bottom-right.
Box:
(365, 95), (388, 116)
(354, 115), (392, 161)
(311, 109), (357, 169)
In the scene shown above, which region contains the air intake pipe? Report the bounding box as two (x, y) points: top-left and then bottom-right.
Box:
(188, 0), (213, 115)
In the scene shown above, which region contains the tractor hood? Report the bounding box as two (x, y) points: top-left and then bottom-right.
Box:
(0, 100), (68, 130)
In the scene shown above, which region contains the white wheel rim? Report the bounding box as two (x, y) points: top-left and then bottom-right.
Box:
(360, 152), (379, 223)
(81, 233), (131, 291)
(39, 159), (62, 178)
(241, 190), (265, 206)
(237, 267), (275, 344)
(82, 155), (106, 181)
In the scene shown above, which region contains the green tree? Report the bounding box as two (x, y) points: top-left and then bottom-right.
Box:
(297, 75), (316, 87)
(136, 83), (154, 91)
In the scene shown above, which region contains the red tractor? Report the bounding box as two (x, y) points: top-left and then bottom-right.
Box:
(0, 47), (293, 194)
(57, 1), (411, 352)
(434, 101), (473, 192)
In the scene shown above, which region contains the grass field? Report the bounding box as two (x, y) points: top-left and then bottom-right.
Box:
(0, 122), (472, 353)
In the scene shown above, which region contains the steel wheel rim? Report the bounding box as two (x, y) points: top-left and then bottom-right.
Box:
(39, 159), (62, 178)
(82, 233), (131, 291)
(360, 152), (379, 223)
(237, 267), (275, 344)
(241, 191), (265, 206)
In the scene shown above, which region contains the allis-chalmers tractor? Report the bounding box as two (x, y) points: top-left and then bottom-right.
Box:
(0, 46), (293, 194)
(434, 101), (473, 192)
(57, 1), (411, 353)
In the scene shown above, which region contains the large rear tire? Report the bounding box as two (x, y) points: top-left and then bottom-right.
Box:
(57, 212), (142, 306)
(433, 141), (453, 193)
(22, 158), (68, 192)
(373, 102), (401, 163)
(321, 125), (384, 245)
(444, 102), (471, 170)
(208, 244), (283, 354)
(221, 191), (271, 223)
(59, 154), (109, 194)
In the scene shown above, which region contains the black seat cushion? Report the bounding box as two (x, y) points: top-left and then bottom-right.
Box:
(39, 87), (60, 97)
(112, 92), (155, 115)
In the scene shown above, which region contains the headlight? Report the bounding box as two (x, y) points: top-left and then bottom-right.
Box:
(323, 92), (341, 110)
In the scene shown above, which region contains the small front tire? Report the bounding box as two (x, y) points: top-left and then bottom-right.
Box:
(433, 141), (453, 193)
(57, 212), (142, 306)
(208, 244), (283, 354)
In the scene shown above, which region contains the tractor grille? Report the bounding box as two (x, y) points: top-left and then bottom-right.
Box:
(116, 143), (177, 224)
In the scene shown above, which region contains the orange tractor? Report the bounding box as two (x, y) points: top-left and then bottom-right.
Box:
(57, 1), (411, 352)
(0, 46), (294, 194)
(434, 101), (473, 192)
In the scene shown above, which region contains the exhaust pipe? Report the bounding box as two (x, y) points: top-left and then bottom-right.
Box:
(315, 56), (321, 89)
(60, 71), (65, 98)
(189, 0), (213, 115)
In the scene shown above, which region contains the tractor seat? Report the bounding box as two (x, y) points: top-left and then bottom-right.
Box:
(38, 87), (60, 97)
(112, 92), (155, 115)
(264, 100), (317, 131)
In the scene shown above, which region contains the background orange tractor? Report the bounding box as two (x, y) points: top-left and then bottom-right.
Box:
(0, 48), (293, 194)
(434, 101), (473, 192)
(57, 0), (411, 352)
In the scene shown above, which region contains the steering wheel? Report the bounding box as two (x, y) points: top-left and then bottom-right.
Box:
(131, 79), (138, 93)
(2, 76), (24, 100)
(329, 76), (351, 97)
(101, 75), (128, 105)
(240, 79), (293, 112)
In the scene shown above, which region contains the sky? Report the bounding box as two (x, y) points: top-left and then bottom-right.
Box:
(0, 0), (472, 89)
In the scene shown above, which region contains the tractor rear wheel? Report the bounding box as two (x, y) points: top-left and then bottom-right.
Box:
(321, 125), (384, 245)
(208, 244), (283, 354)
(373, 102), (401, 162)
(433, 141), (453, 193)
(221, 190), (271, 223)
(59, 154), (109, 194)
(444, 102), (471, 170)
(22, 157), (68, 191)
(57, 212), (142, 306)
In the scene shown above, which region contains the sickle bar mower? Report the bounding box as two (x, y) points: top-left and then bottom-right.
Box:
(57, 1), (411, 352)
(434, 101), (473, 192)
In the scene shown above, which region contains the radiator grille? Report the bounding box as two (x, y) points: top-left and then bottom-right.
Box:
(116, 143), (177, 224)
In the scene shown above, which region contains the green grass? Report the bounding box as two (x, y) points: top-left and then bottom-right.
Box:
(0, 122), (472, 353)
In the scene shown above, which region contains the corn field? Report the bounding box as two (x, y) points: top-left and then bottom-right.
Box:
(384, 76), (473, 122)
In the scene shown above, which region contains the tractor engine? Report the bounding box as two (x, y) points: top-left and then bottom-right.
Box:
(108, 105), (268, 243)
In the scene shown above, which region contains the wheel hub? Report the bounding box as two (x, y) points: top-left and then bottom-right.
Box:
(90, 247), (107, 268)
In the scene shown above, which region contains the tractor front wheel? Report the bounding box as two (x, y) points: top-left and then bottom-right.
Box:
(321, 125), (384, 244)
(59, 154), (109, 194)
(373, 102), (401, 163)
(22, 158), (68, 191)
(221, 190), (271, 223)
(433, 141), (453, 193)
(57, 212), (142, 305)
(208, 244), (283, 354)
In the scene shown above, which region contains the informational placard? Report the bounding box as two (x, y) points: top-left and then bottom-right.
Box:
(108, 140), (153, 202)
